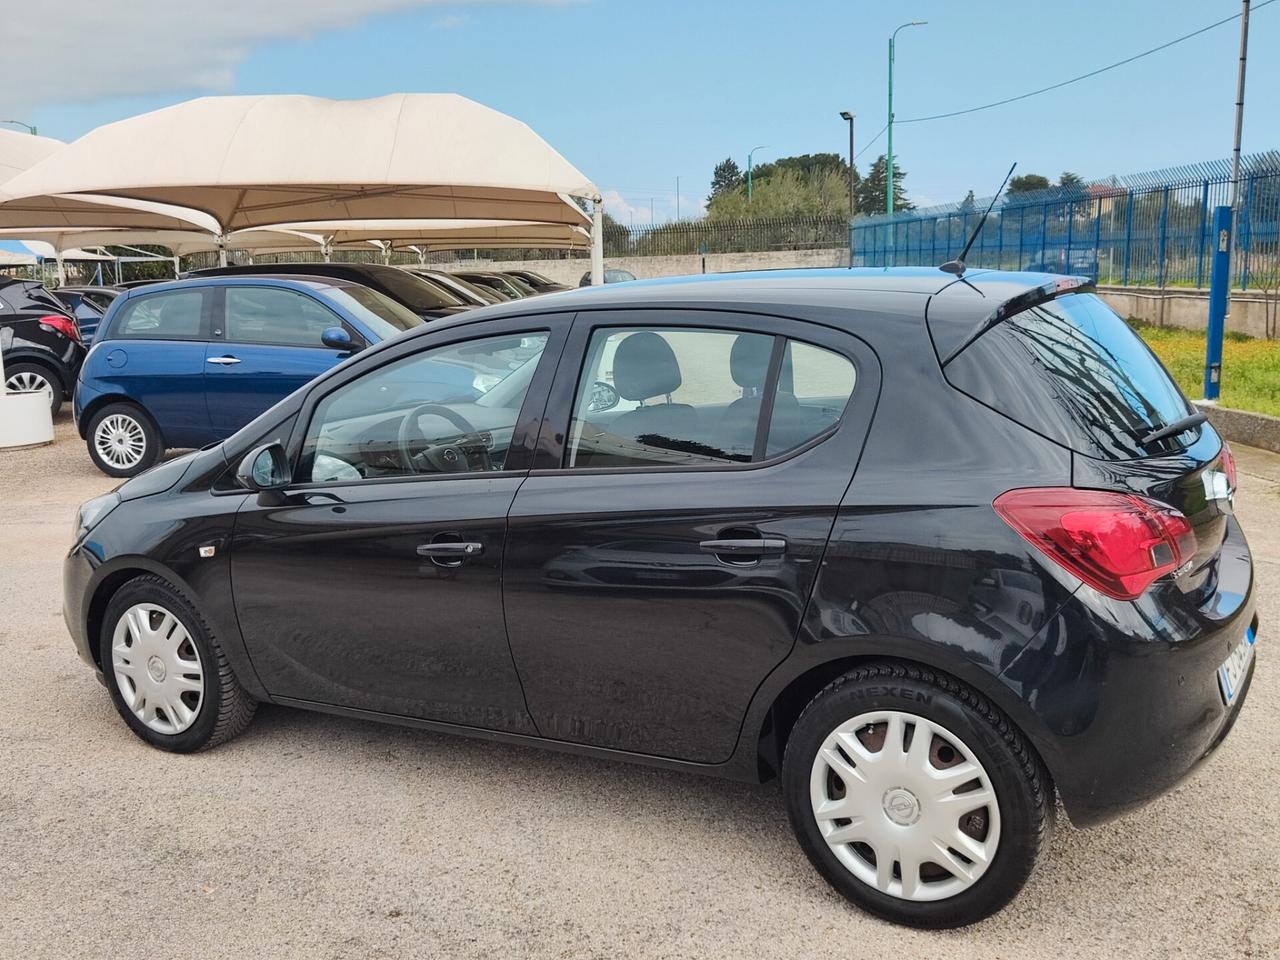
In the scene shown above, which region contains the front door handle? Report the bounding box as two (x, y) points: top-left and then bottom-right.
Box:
(416, 541), (484, 559)
(698, 538), (786, 558)
(206, 355), (242, 365)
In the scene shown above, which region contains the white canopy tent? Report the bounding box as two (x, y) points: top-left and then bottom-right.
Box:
(0, 94), (605, 281)
(0, 129), (63, 184)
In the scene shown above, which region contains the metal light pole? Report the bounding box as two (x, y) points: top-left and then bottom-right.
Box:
(747, 145), (769, 203)
(839, 112), (855, 221)
(0, 119), (38, 135)
(886, 21), (926, 218)
(1205, 0), (1251, 400)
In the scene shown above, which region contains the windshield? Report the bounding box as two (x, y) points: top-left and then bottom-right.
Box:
(376, 268), (465, 311)
(325, 286), (425, 339)
(946, 293), (1194, 460)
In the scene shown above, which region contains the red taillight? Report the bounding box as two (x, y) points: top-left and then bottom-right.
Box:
(38, 314), (81, 342)
(1220, 441), (1237, 491)
(994, 487), (1197, 600)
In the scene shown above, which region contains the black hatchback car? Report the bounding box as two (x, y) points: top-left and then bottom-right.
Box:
(1, 277), (86, 412)
(63, 269), (1256, 928)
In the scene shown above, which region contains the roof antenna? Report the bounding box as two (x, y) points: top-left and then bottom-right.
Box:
(940, 162), (1017, 276)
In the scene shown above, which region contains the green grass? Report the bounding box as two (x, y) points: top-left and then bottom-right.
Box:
(1129, 319), (1280, 417)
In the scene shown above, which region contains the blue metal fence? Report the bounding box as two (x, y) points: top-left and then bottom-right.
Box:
(850, 152), (1280, 289)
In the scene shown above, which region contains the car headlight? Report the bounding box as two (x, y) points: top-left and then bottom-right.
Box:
(72, 492), (121, 544)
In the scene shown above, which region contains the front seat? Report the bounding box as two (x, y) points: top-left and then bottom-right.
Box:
(719, 334), (803, 459)
(607, 332), (699, 452)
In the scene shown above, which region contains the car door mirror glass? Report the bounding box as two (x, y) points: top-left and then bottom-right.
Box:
(321, 326), (357, 352)
(236, 442), (292, 491)
(587, 380), (620, 413)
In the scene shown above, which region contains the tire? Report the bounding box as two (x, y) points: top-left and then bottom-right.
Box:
(101, 575), (256, 753)
(782, 661), (1051, 928)
(4, 361), (63, 414)
(86, 402), (163, 477)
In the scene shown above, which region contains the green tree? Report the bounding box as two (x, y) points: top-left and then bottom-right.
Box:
(707, 167), (851, 220)
(1058, 171), (1083, 188)
(708, 157), (744, 202)
(958, 189), (977, 214)
(854, 155), (912, 215)
(1008, 173), (1051, 194)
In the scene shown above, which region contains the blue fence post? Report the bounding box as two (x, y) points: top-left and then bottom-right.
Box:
(1195, 180), (1210, 287)
(1018, 206), (1026, 269)
(1039, 203), (1048, 268)
(1240, 173), (1256, 290)
(1065, 200), (1075, 271)
(997, 210), (1005, 269)
(1092, 198), (1103, 282)
(1157, 187), (1170, 288)
(1122, 191), (1134, 285)
(1204, 205), (1232, 400)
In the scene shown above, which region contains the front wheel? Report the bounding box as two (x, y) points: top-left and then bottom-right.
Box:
(101, 575), (256, 752)
(782, 662), (1052, 928)
(86, 402), (162, 477)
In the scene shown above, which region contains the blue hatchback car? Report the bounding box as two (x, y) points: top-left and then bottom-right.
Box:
(75, 275), (474, 476)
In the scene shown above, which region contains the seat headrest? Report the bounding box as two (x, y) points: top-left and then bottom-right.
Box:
(613, 331), (682, 400)
(730, 333), (794, 393)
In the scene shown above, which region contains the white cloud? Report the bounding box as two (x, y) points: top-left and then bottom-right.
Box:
(435, 13), (469, 27)
(0, 1), (566, 114)
(601, 188), (706, 226)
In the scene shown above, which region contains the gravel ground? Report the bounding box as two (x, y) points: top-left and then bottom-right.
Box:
(1, 414), (1276, 959)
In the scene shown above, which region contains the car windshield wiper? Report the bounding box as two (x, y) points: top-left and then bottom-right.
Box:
(1140, 411), (1208, 447)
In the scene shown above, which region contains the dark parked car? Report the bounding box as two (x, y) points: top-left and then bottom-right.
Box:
(0, 277), (86, 412)
(408, 268), (508, 306)
(455, 270), (536, 299)
(188, 262), (472, 321)
(73, 274), (473, 477)
(504, 269), (571, 293)
(63, 268), (1256, 928)
(52, 286), (120, 342)
(579, 267), (637, 286)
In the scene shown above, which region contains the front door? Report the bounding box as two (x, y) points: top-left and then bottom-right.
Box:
(205, 285), (350, 437)
(230, 317), (567, 731)
(503, 311), (877, 763)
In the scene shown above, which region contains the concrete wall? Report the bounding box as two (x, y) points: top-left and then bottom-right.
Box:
(1096, 285), (1277, 339)
(431, 249), (1277, 338)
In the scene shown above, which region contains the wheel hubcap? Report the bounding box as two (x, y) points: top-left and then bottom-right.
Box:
(809, 710), (1001, 902)
(5, 371), (51, 398)
(94, 414), (146, 469)
(111, 603), (204, 735)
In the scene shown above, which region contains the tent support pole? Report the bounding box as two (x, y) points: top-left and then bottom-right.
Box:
(56, 252), (66, 286)
(172, 256), (180, 279)
(217, 233), (228, 267)
(591, 198), (604, 286)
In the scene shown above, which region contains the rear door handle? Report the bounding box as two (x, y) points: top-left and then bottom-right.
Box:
(698, 538), (786, 558)
(416, 542), (484, 559)
(206, 355), (242, 365)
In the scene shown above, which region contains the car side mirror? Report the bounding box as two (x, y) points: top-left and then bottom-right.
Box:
(322, 326), (360, 352)
(236, 442), (292, 493)
(587, 380), (620, 413)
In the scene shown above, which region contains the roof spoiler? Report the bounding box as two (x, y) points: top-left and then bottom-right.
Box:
(940, 275), (1095, 365)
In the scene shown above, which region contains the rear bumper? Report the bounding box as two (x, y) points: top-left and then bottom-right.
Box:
(1000, 515), (1257, 826)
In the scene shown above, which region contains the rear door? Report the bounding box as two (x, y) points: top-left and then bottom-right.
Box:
(502, 309), (879, 763)
(98, 287), (213, 446)
(205, 285), (351, 437)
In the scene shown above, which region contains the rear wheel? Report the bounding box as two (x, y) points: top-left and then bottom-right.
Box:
(86, 402), (162, 477)
(101, 575), (256, 752)
(782, 662), (1051, 928)
(4, 361), (62, 414)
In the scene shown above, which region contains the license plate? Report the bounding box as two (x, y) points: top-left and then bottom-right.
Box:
(1217, 624), (1257, 707)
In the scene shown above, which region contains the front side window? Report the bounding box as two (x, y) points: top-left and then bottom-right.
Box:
(300, 332), (548, 484)
(565, 327), (856, 469)
(224, 287), (341, 347)
(112, 290), (205, 340)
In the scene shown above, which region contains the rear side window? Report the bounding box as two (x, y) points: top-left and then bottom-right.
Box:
(566, 326), (856, 469)
(945, 293), (1193, 460)
(111, 291), (206, 341)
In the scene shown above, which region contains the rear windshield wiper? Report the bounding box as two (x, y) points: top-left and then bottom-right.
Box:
(1140, 411), (1208, 447)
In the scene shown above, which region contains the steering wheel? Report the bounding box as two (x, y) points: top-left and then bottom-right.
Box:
(396, 403), (491, 474)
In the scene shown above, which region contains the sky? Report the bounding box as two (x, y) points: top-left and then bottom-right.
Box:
(0, 0), (1276, 230)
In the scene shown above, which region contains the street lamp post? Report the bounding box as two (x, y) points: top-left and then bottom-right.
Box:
(839, 112), (855, 221)
(0, 120), (38, 135)
(886, 21), (926, 219)
(747, 145), (769, 203)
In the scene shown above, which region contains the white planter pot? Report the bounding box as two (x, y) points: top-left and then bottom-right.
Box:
(0, 392), (55, 448)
